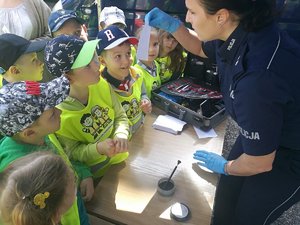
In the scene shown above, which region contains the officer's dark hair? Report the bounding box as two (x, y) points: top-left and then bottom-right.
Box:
(199, 0), (278, 31)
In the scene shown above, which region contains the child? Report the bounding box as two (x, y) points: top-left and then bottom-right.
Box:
(48, 9), (88, 41)
(134, 26), (161, 98)
(0, 152), (76, 225)
(157, 30), (187, 83)
(99, 6), (127, 30)
(99, 6), (138, 68)
(0, 33), (46, 87)
(0, 77), (91, 225)
(97, 25), (152, 134)
(44, 35), (130, 178)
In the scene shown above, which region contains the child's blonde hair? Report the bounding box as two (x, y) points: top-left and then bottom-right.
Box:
(0, 152), (74, 225)
(158, 30), (185, 74)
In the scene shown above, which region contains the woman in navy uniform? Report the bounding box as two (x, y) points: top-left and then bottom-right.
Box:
(146, 0), (300, 224)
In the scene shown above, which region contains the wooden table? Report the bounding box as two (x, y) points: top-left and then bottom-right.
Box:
(87, 107), (226, 225)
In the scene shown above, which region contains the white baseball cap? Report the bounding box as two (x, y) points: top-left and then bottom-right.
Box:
(99, 6), (127, 28)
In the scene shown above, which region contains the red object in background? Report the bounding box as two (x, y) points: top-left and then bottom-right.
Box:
(134, 18), (144, 30)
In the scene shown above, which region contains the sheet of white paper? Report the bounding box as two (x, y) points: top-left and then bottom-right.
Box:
(153, 115), (187, 134)
(193, 126), (217, 139)
(136, 22), (151, 61)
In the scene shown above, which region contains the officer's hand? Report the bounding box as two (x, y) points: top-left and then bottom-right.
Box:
(80, 177), (94, 202)
(193, 150), (228, 175)
(145, 7), (181, 33)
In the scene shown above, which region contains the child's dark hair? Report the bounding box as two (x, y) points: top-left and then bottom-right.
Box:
(198, 0), (278, 31)
(0, 152), (74, 225)
(159, 30), (185, 74)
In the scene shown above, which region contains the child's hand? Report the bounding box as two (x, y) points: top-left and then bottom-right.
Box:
(96, 139), (116, 157)
(80, 177), (94, 202)
(113, 137), (128, 153)
(140, 99), (152, 114)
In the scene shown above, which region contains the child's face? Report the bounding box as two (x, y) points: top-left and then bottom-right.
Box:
(15, 52), (44, 81)
(68, 53), (100, 86)
(147, 31), (160, 62)
(100, 42), (132, 80)
(54, 19), (88, 41)
(33, 108), (62, 136)
(161, 34), (178, 56)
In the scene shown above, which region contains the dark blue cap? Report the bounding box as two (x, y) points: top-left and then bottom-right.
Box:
(0, 33), (47, 73)
(45, 35), (99, 77)
(48, 9), (85, 33)
(96, 25), (138, 55)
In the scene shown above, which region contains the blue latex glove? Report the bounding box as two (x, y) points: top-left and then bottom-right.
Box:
(145, 7), (181, 33)
(193, 150), (228, 175)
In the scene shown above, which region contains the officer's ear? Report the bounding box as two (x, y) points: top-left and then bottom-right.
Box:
(215, 9), (230, 26)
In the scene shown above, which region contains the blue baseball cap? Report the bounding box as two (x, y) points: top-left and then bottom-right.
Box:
(44, 35), (99, 77)
(48, 9), (85, 33)
(0, 33), (47, 73)
(96, 25), (138, 55)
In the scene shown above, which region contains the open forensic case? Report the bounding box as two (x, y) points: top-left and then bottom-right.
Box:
(152, 54), (227, 129)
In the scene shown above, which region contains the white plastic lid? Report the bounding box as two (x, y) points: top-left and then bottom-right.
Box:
(170, 202), (190, 221)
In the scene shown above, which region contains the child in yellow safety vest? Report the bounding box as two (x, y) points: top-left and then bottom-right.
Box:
(96, 25), (152, 135)
(99, 6), (138, 66)
(134, 26), (161, 98)
(156, 30), (187, 84)
(44, 35), (130, 179)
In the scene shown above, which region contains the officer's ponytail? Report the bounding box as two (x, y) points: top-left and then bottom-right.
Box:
(199, 0), (278, 32)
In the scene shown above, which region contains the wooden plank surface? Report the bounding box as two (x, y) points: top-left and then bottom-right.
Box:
(88, 214), (115, 225)
(87, 107), (226, 225)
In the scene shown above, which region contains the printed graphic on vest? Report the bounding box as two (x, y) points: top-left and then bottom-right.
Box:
(152, 81), (159, 90)
(121, 98), (141, 120)
(80, 105), (112, 139)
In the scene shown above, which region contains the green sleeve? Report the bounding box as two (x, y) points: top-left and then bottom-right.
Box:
(71, 160), (92, 181)
(56, 134), (105, 165)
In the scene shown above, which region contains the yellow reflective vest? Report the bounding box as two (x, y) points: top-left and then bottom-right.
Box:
(134, 60), (161, 98)
(102, 67), (145, 134)
(56, 78), (115, 166)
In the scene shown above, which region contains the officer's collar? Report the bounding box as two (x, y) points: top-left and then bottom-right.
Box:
(218, 24), (248, 63)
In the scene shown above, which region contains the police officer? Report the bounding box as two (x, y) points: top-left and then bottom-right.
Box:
(146, 0), (300, 225)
